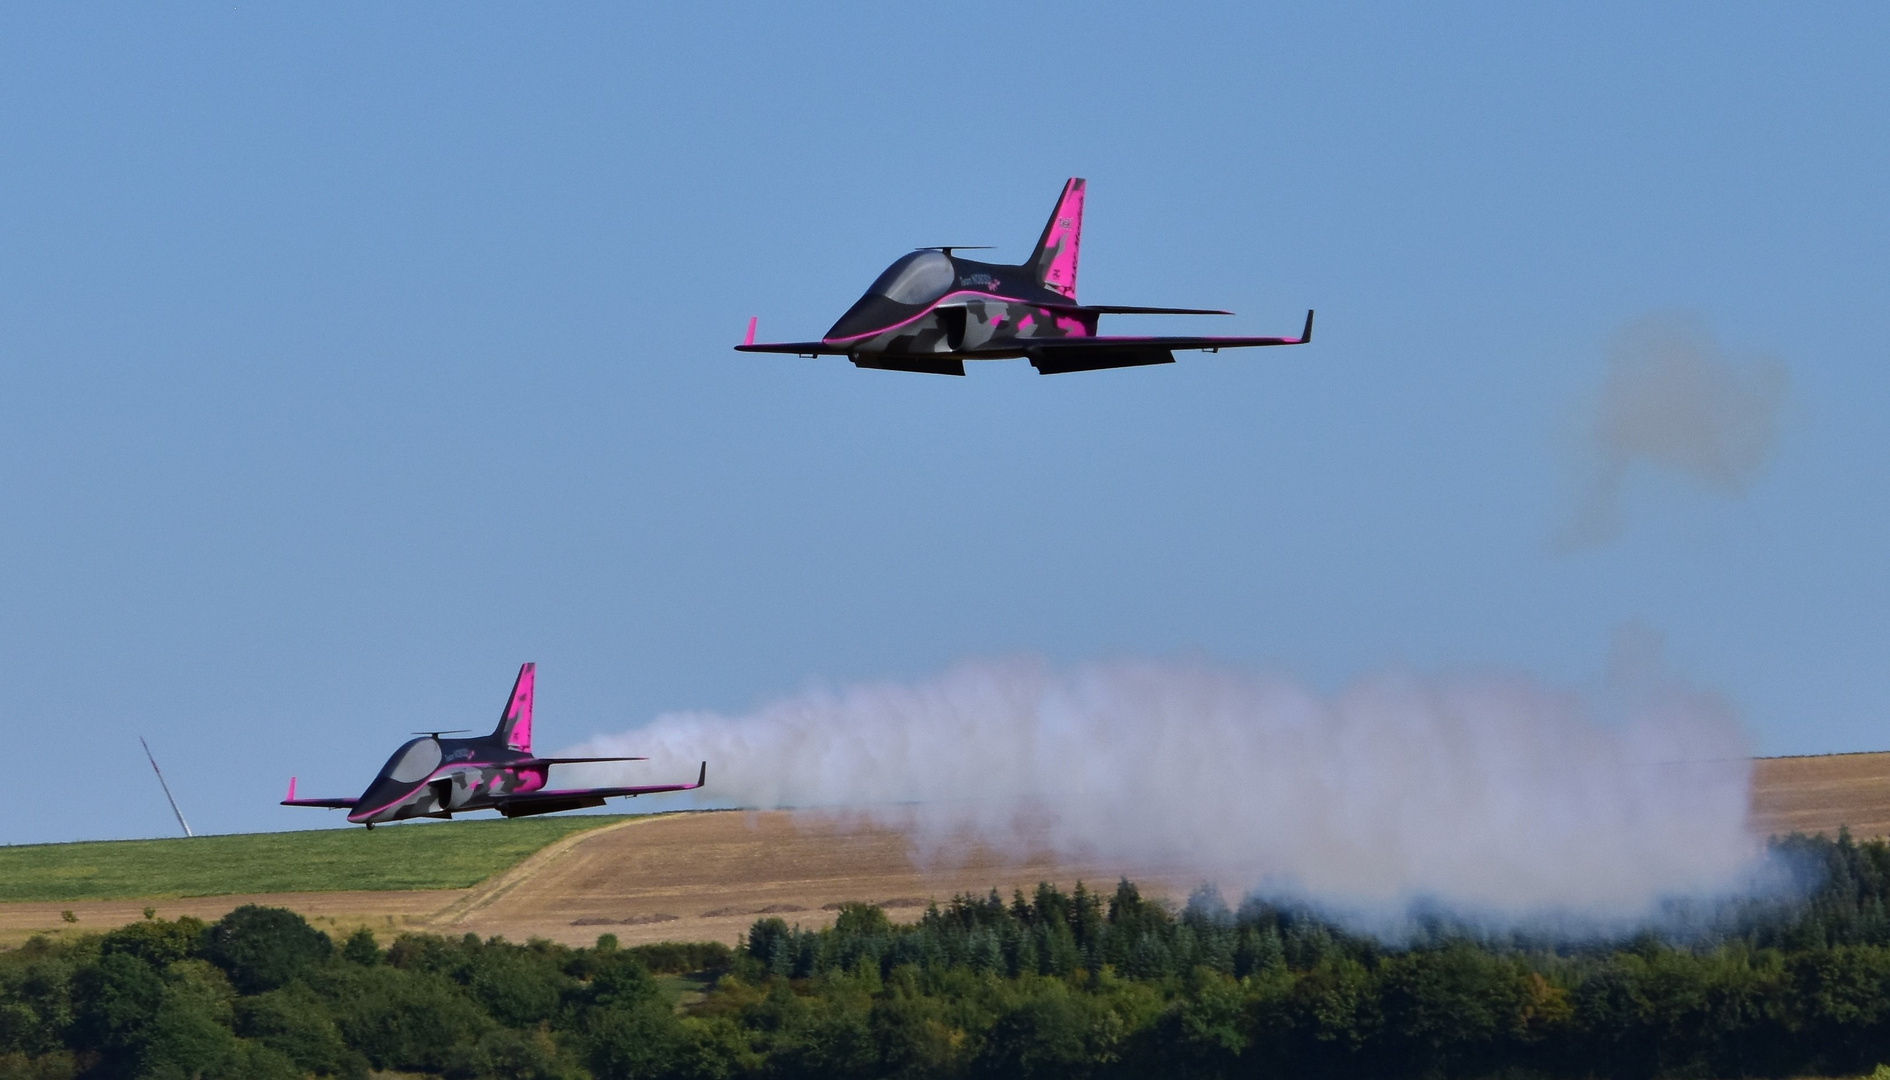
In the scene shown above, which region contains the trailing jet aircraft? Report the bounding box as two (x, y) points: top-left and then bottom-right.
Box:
(282, 663), (704, 828)
(736, 177), (1312, 375)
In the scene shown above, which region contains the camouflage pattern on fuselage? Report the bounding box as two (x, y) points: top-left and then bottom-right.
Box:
(822, 254), (1097, 360)
(347, 735), (555, 825)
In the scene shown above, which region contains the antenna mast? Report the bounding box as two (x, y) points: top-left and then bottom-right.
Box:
(139, 736), (193, 838)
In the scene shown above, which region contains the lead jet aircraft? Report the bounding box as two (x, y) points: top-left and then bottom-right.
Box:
(736, 177), (1311, 375)
(282, 663), (704, 828)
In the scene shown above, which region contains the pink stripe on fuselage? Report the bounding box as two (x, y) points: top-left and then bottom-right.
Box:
(347, 762), (548, 821)
(823, 290), (1093, 346)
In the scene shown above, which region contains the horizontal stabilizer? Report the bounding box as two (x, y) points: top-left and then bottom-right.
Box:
(1040, 303), (1233, 316)
(492, 761), (707, 811)
(514, 756), (649, 766)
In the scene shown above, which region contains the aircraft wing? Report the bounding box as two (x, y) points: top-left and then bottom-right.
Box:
(1026, 310), (1312, 374)
(734, 316), (847, 356)
(734, 341), (849, 356)
(493, 762), (708, 807)
(281, 777), (358, 809)
(514, 756), (648, 767)
(1038, 303), (1234, 316)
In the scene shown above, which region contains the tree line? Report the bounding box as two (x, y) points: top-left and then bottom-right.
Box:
(5, 829), (1890, 1079)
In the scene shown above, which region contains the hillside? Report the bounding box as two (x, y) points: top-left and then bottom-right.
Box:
(0, 814), (625, 902)
(2, 751), (1886, 947)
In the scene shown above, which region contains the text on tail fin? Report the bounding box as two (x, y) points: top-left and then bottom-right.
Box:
(1029, 177), (1086, 300)
(497, 662), (535, 752)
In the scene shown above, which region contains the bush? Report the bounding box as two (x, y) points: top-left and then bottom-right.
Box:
(585, 953), (662, 1012)
(444, 1026), (588, 1080)
(202, 906), (333, 994)
(466, 948), (568, 1028)
(311, 964), (491, 1073)
(627, 942), (735, 975)
(98, 917), (205, 968)
(585, 1004), (747, 1080)
(70, 953), (163, 1053)
(235, 985), (366, 1080)
(585, 1001), (690, 1080)
(972, 982), (1115, 1080)
(340, 928), (380, 967)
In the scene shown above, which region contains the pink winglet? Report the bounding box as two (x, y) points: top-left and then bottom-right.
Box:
(743, 316), (758, 347)
(287, 776), (297, 801)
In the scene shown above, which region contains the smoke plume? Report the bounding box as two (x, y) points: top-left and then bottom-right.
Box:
(1561, 312), (1788, 548)
(568, 654), (1761, 928)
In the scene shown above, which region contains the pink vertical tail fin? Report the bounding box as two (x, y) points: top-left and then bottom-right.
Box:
(1027, 177), (1086, 300)
(494, 662), (535, 752)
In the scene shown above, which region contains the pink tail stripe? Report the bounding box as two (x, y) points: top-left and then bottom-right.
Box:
(1033, 178), (1086, 300)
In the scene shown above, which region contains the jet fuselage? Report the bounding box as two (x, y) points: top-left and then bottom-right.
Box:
(822, 252), (1095, 359)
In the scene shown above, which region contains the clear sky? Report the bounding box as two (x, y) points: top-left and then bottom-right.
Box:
(1, 4), (1884, 844)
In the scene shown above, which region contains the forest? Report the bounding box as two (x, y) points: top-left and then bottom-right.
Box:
(6, 831), (1890, 1080)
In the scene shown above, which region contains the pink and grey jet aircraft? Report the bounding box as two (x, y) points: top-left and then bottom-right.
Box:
(282, 663), (704, 828)
(737, 177), (1312, 375)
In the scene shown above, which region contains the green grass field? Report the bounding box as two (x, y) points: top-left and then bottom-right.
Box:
(0, 816), (633, 903)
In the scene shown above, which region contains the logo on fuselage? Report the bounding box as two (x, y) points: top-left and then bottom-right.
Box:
(959, 273), (1001, 291)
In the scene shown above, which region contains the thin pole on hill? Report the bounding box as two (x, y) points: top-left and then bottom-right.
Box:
(140, 736), (193, 838)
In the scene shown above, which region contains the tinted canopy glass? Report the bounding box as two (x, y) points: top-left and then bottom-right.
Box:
(380, 738), (443, 783)
(867, 251), (955, 306)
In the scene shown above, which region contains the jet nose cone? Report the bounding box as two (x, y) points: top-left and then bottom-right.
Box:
(826, 294), (915, 344)
(348, 776), (416, 824)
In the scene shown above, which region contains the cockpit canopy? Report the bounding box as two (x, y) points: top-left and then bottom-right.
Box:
(378, 737), (442, 784)
(825, 251), (958, 342)
(866, 250), (955, 306)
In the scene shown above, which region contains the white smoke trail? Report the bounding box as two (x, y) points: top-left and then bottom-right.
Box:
(567, 656), (1760, 926)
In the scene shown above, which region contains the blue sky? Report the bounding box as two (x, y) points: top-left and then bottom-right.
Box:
(1, 4), (1884, 843)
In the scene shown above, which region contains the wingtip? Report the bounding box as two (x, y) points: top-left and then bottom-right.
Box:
(287, 776), (296, 801)
(1301, 309), (1314, 343)
(742, 316), (758, 348)
(697, 761), (707, 788)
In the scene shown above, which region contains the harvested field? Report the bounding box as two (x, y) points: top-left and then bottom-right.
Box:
(3, 751), (1888, 948)
(1750, 751), (1890, 839)
(0, 889), (464, 949)
(429, 809), (1193, 948)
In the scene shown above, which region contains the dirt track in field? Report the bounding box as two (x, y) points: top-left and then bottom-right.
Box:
(5, 752), (1889, 948)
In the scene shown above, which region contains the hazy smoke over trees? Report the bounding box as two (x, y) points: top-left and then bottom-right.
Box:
(1561, 312), (1788, 547)
(570, 654), (1759, 929)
